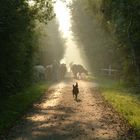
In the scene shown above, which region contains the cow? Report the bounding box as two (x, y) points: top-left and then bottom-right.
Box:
(45, 65), (53, 80)
(58, 63), (67, 80)
(33, 65), (46, 82)
(70, 64), (88, 79)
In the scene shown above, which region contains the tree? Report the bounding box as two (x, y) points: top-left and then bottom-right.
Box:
(0, 0), (54, 96)
(101, 0), (140, 84)
(84, 0), (140, 85)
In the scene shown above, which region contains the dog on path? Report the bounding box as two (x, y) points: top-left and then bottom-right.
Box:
(72, 82), (79, 100)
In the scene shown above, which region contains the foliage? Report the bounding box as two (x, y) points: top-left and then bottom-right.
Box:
(87, 0), (140, 85)
(0, 0), (54, 96)
(34, 20), (65, 66)
(71, 0), (120, 74)
(96, 76), (140, 138)
(0, 82), (50, 135)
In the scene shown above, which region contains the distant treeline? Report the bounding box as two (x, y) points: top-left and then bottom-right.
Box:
(0, 0), (55, 96)
(88, 0), (140, 84)
(100, 0), (140, 85)
(72, 0), (140, 86)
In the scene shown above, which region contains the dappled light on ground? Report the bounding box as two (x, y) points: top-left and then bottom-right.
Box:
(27, 83), (65, 123)
(7, 80), (131, 140)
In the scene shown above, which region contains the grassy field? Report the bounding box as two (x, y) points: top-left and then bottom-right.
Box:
(0, 82), (51, 135)
(92, 76), (140, 137)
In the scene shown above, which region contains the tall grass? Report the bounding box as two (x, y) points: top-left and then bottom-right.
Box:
(94, 76), (140, 137)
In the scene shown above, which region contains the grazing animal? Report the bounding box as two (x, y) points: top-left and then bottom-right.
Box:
(71, 64), (88, 79)
(45, 65), (53, 80)
(46, 62), (67, 81)
(58, 63), (67, 80)
(33, 65), (46, 81)
(72, 82), (79, 100)
(52, 60), (60, 81)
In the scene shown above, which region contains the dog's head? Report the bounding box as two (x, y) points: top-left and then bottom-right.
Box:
(76, 82), (78, 87)
(73, 84), (75, 89)
(73, 82), (78, 89)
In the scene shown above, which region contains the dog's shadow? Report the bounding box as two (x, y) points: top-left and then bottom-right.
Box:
(75, 99), (82, 102)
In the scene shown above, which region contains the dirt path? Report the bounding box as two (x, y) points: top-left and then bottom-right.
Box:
(6, 79), (131, 140)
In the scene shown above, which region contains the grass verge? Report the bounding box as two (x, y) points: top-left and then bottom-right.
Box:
(0, 82), (51, 135)
(93, 76), (140, 138)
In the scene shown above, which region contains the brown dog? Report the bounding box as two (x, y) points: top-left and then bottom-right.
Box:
(72, 82), (79, 100)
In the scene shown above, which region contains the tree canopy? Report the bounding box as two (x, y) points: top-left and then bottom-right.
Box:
(0, 0), (54, 96)
(72, 0), (140, 86)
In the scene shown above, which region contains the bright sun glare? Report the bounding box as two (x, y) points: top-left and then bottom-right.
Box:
(28, 0), (35, 7)
(54, 0), (72, 38)
(54, 0), (89, 69)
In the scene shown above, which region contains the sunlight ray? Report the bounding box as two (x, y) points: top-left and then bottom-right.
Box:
(54, 0), (88, 69)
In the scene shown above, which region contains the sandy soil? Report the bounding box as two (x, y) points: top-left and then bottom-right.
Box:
(5, 79), (132, 140)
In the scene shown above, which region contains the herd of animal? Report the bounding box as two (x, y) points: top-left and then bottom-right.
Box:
(33, 62), (86, 101)
(33, 61), (88, 82)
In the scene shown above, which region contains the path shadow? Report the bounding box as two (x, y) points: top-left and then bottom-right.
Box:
(75, 99), (82, 102)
